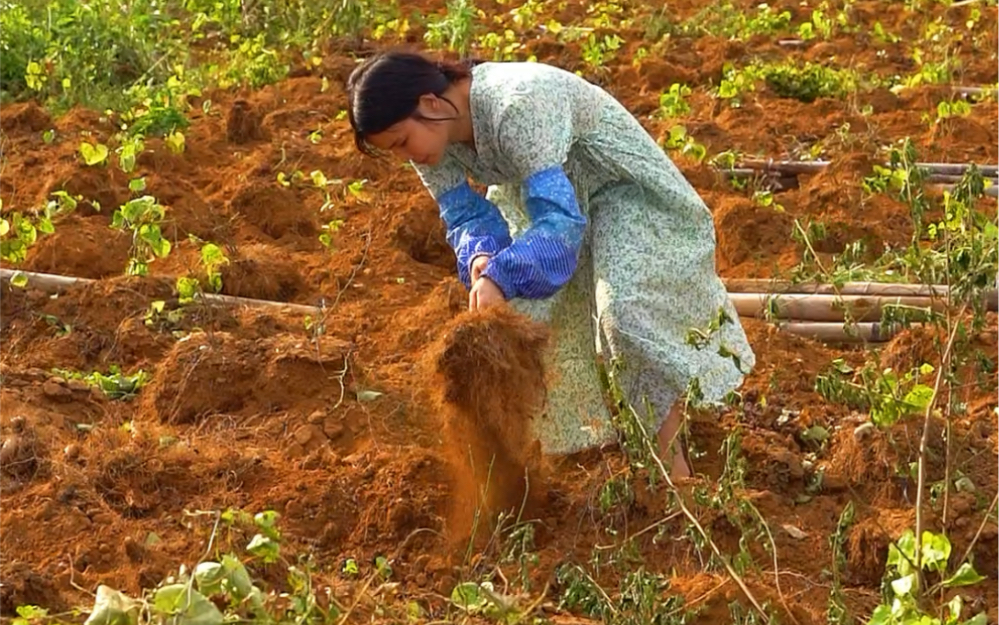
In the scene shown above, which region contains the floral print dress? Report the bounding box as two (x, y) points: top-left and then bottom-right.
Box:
(413, 61), (756, 455)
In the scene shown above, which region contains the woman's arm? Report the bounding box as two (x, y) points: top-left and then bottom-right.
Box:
(414, 156), (512, 288)
(478, 86), (587, 300)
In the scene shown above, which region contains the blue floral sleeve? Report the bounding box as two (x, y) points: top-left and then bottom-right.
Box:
(437, 181), (513, 287)
(479, 89), (587, 300)
(414, 154), (512, 288)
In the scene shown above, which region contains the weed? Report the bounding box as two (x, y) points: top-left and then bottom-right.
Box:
(816, 359), (936, 427)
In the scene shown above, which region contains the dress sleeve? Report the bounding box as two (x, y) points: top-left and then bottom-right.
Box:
(414, 154), (512, 288)
(479, 87), (588, 300)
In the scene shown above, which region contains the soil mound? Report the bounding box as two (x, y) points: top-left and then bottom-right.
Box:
(143, 332), (351, 424)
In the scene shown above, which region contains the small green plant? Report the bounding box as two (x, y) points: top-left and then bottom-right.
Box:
(52, 366), (149, 400)
(110, 195), (171, 276)
(655, 83), (692, 119)
(752, 189), (784, 212)
(870, 528), (986, 625)
(75, 507), (347, 625)
(79, 140), (110, 166)
(177, 239), (230, 304)
(0, 192), (80, 266)
(661, 125), (707, 162)
(424, 0), (478, 56)
(927, 98), (972, 126)
(581, 33), (624, 73)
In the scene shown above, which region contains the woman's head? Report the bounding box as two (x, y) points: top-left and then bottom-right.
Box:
(346, 50), (474, 166)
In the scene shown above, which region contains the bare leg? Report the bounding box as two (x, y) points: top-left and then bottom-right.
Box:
(657, 402), (691, 478)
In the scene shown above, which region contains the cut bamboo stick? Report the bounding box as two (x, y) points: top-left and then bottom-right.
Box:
(729, 292), (946, 322)
(0, 268), (323, 316)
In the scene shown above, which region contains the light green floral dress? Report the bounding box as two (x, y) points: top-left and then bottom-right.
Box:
(414, 61), (756, 455)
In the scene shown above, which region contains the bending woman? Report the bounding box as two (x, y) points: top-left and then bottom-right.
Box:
(346, 51), (756, 477)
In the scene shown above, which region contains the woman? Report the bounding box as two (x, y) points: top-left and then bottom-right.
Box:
(346, 50), (755, 477)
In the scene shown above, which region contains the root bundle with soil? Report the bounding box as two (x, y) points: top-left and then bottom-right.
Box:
(426, 306), (551, 541)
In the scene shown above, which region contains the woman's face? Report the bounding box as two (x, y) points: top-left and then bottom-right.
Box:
(364, 95), (452, 166)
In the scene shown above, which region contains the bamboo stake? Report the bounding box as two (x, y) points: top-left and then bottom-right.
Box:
(729, 292), (947, 322)
(721, 278), (999, 311)
(0, 268), (323, 316)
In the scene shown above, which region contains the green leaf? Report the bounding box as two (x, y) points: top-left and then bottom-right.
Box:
(36, 217), (54, 235)
(942, 562), (985, 588)
(904, 384), (935, 412)
(895, 529), (917, 561)
(451, 582), (489, 612)
(84, 585), (139, 625)
(959, 614), (988, 625)
(129, 178), (146, 193)
(220, 554), (254, 599)
(246, 533), (280, 563)
(867, 604), (892, 625)
(79, 142), (109, 166)
(176, 277), (199, 303)
(254, 510), (280, 530)
(148, 235), (172, 259)
(10, 272), (28, 288)
(151, 584), (223, 625)
(200, 243), (227, 266)
(890, 572), (915, 597)
(0, 219), (9, 236)
(921, 531), (951, 573)
(165, 131), (186, 154)
(310, 170), (328, 187)
(193, 562), (226, 596)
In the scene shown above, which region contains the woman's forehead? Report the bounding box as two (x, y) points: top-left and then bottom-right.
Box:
(366, 123), (407, 148)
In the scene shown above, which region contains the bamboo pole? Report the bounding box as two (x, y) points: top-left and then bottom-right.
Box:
(728, 292), (946, 322)
(721, 169), (995, 186)
(0, 268), (322, 316)
(732, 160), (999, 178)
(772, 321), (907, 343)
(723, 279), (997, 311)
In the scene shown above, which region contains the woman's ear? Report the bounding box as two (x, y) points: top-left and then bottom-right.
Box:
(417, 93), (440, 114)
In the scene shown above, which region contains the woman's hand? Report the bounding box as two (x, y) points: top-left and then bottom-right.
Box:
(469, 276), (506, 311)
(470, 255), (490, 282)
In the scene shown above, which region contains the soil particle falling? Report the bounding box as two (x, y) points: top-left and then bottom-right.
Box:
(426, 306), (551, 543)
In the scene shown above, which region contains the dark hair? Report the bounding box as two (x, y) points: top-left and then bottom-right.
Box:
(346, 50), (479, 156)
